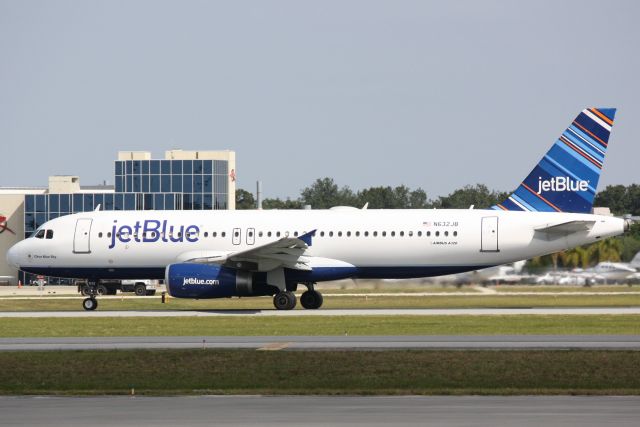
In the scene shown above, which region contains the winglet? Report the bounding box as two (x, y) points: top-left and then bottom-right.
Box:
(298, 229), (317, 246)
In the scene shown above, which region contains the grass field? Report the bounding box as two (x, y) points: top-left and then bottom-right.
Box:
(2, 314), (639, 337)
(2, 293), (640, 311)
(1, 349), (639, 395)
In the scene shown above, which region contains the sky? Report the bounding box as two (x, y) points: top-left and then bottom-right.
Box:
(1, 0), (639, 200)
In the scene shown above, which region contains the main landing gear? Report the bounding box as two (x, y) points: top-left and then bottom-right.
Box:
(272, 283), (323, 310)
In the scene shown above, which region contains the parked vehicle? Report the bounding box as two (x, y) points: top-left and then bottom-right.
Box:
(77, 279), (158, 296)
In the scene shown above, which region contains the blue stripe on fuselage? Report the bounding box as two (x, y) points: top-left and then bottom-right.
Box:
(20, 265), (495, 282)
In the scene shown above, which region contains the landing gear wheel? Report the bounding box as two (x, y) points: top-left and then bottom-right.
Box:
(273, 291), (297, 310)
(300, 290), (323, 309)
(82, 297), (98, 311)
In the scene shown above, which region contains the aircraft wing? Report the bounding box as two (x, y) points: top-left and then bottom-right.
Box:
(179, 230), (317, 272)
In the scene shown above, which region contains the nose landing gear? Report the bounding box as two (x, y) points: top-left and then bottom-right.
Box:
(81, 280), (98, 311)
(82, 297), (98, 311)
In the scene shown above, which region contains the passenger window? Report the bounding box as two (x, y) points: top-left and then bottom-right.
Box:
(453, 231), (458, 237)
(400, 231), (405, 237)
(98, 232), (103, 238)
(204, 232), (209, 238)
(373, 231), (378, 237)
(259, 231), (263, 237)
(355, 231), (360, 237)
(338, 231), (343, 237)
(221, 232), (226, 238)
(46, 230), (54, 239)
(107, 232), (112, 238)
(364, 231), (369, 237)
(382, 231), (387, 237)
(444, 231), (449, 237)
(276, 231), (281, 237)
(329, 231), (334, 237)
(435, 231), (440, 237)
(294, 231), (298, 237)
(320, 231), (325, 237)
(417, 231), (422, 237)
(268, 231), (272, 237)
(427, 231), (431, 237)
(213, 232), (217, 238)
(347, 231), (351, 237)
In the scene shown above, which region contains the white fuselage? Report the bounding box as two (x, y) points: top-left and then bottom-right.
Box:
(6, 208), (625, 282)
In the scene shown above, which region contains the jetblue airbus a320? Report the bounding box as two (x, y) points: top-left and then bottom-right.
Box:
(7, 108), (629, 310)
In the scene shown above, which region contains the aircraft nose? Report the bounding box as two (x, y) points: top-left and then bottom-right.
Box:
(6, 242), (22, 269)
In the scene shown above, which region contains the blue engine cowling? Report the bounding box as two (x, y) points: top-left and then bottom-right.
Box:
(165, 263), (274, 299)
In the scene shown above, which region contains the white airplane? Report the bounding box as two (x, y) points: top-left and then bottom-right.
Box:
(450, 260), (527, 285)
(571, 252), (640, 284)
(6, 108), (631, 310)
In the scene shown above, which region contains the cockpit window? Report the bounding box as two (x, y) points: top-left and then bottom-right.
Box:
(35, 229), (45, 239)
(46, 230), (54, 239)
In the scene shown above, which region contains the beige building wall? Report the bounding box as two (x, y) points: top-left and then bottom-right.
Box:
(0, 194), (25, 285)
(48, 176), (81, 194)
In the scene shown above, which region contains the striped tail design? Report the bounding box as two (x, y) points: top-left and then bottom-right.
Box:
(492, 107), (616, 214)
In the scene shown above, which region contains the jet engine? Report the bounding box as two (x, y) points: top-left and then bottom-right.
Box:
(165, 263), (274, 299)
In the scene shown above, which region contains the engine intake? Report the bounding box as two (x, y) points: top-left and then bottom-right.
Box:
(165, 263), (272, 299)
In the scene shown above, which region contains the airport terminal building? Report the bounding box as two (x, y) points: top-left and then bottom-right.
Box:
(0, 150), (236, 285)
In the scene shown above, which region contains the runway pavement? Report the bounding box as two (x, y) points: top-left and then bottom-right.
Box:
(2, 307), (640, 317)
(2, 396), (639, 427)
(2, 335), (640, 351)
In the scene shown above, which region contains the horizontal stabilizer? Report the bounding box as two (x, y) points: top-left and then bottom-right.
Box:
(534, 220), (595, 234)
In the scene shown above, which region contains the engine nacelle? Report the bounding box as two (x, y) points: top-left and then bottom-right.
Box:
(165, 263), (273, 299)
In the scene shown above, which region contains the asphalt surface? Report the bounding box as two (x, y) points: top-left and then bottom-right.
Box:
(2, 307), (640, 317)
(2, 335), (640, 351)
(2, 396), (639, 426)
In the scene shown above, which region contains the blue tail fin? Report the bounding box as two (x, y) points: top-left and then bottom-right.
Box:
(492, 107), (616, 213)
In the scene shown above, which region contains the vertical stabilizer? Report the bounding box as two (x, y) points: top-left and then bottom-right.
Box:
(493, 108), (616, 213)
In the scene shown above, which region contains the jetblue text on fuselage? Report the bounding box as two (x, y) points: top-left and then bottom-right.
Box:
(109, 220), (200, 249)
(537, 177), (589, 194)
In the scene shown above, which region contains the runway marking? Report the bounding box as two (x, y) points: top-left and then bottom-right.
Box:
(257, 342), (291, 351)
(2, 335), (640, 351)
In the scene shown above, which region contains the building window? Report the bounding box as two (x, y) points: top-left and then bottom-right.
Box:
(161, 160), (171, 174)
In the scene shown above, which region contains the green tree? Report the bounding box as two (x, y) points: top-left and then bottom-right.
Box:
(262, 198), (303, 210)
(235, 189), (256, 210)
(594, 185), (628, 215)
(433, 184), (507, 209)
(300, 178), (357, 209)
(587, 238), (623, 264)
(559, 247), (590, 269)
